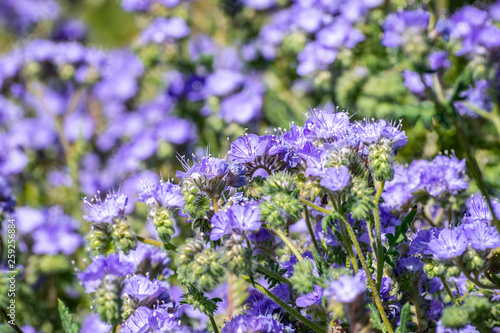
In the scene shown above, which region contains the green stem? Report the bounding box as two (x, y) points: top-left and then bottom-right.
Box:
(458, 289), (472, 304)
(273, 228), (303, 262)
(342, 217), (394, 333)
(458, 261), (499, 290)
(440, 276), (457, 305)
(300, 197), (392, 331)
(240, 275), (326, 332)
(0, 308), (24, 333)
(303, 205), (320, 254)
(137, 236), (177, 250)
(209, 315), (220, 333)
(298, 198), (331, 215)
(372, 180), (385, 292)
(256, 264), (293, 286)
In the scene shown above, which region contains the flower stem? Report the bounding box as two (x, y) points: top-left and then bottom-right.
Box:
(342, 217), (394, 333)
(440, 276), (457, 305)
(373, 180), (386, 292)
(136, 236), (177, 251)
(299, 197), (393, 332)
(273, 227), (303, 262)
(240, 274), (326, 332)
(298, 198), (331, 215)
(209, 315), (220, 333)
(303, 205), (320, 254)
(256, 264), (293, 286)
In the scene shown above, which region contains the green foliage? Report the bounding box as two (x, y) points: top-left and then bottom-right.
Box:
(58, 299), (80, 333)
(395, 303), (412, 333)
(0, 325), (14, 333)
(386, 206), (417, 248)
(368, 304), (387, 333)
(290, 260), (316, 294)
(441, 297), (492, 330)
(181, 285), (222, 316)
(260, 262), (288, 289)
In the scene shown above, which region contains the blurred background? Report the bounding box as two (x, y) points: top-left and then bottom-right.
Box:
(1, 0), (500, 331)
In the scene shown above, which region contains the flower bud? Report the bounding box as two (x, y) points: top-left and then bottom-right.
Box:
(111, 217), (137, 255)
(86, 226), (112, 256)
(150, 208), (176, 244)
(95, 277), (123, 326)
(368, 141), (394, 181)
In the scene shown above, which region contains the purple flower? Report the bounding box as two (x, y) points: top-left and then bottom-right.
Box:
(325, 271), (366, 303)
(297, 42), (338, 76)
(121, 0), (153, 12)
(403, 70), (432, 94)
(382, 10), (430, 48)
(221, 314), (294, 333)
(436, 320), (479, 333)
(429, 51), (450, 71)
(121, 307), (152, 333)
(464, 222), (500, 251)
(148, 307), (180, 331)
(123, 275), (169, 307)
(243, 0), (275, 10)
(304, 109), (350, 140)
(0, 175), (15, 215)
(454, 80), (492, 118)
(80, 314), (112, 333)
(219, 90), (262, 124)
(141, 17), (190, 44)
(409, 228), (439, 256)
(210, 203), (261, 240)
(78, 254), (135, 293)
(121, 243), (173, 277)
(83, 193), (128, 223)
(427, 228), (468, 259)
(187, 34), (216, 61)
(229, 134), (271, 164)
(320, 166), (350, 192)
(137, 180), (184, 208)
(296, 285), (323, 307)
(204, 69), (244, 97)
(463, 195), (500, 224)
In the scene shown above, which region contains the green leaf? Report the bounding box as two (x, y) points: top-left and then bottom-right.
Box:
(58, 299), (80, 333)
(368, 304), (387, 333)
(396, 303), (412, 333)
(261, 262), (287, 289)
(387, 206), (417, 248)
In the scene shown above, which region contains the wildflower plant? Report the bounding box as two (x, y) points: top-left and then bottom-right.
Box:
(73, 106), (500, 333)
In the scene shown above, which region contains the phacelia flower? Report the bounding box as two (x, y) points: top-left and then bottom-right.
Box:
(382, 10), (430, 48)
(137, 180), (184, 208)
(78, 254), (134, 293)
(83, 193), (128, 223)
(320, 166), (350, 192)
(325, 271), (367, 304)
(122, 275), (170, 308)
(221, 314), (295, 333)
(210, 203), (261, 240)
(427, 228), (468, 260)
(463, 222), (500, 251)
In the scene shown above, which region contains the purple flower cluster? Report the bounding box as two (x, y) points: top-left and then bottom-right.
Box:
(221, 314), (294, 333)
(78, 254), (135, 293)
(83, 193), (128, 223)
(382, 154), (468, 210)
(245, 0), (383, 76)
(325, 270), (367, 304)
(121, 306), (179, 333)
(210, 203), (262, 240)
(382, 10), (430, 48)
(15, 206), (82, 255)
(137, 180), (184, 209)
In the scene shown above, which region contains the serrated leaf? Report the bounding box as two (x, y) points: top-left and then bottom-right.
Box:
(387, 206), (417, 248)
(58, 299), (80, 333)
(396, 303), (412, 333)
(368, 304), (387, 333)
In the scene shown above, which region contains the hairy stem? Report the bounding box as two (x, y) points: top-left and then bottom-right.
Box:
(342, 217), (394, 333)
(256, 264), (292, 286)
(303, 205), (320, 254)
(240, 275), (326, 332)
(440, 276), (457, 305)
(298, 198), (331, 215)
(209, 315), (220, 333)
(273, 228), (303, 262)
(136, 236), (177, 251)
(373, 181), (385, 292)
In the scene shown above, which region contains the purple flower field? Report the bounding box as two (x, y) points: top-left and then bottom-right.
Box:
(2, 0), (500, 332)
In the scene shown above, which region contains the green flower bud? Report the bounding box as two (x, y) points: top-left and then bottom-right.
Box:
(423, 262), (445, 279)
(224, 235), (253, 275)
(176, 238), (226, 291)
(94, 278), (122, 326)
(259, 193), (302, 229)
(290, 260), (315, 294)
(368, 141), (394, 181)
(86, 225), (113, 256)
(463, 248), (484, 272)
(264, 172), (297, 195)
(150, 208), (175, 244)
(344, 177), (375, 221)
(111, 218), (137, 255)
